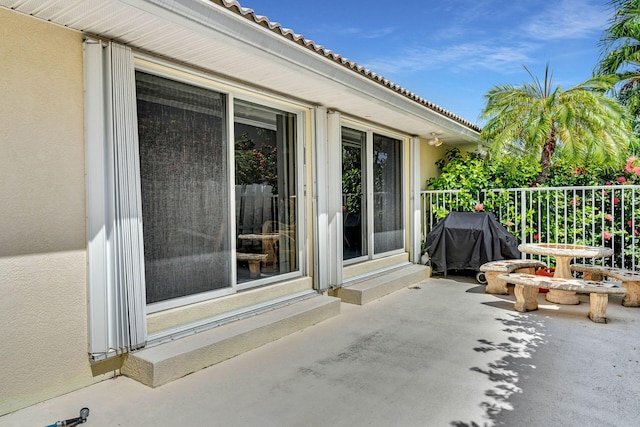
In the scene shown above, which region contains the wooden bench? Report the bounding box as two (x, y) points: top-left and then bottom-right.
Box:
(570, 264), (640, 307)
(498, 273), (626, 323)
(480, 259), (547, 295)
(237, 253), (269, 278)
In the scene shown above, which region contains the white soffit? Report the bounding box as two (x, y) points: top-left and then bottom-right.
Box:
(1, 0), (480, 145)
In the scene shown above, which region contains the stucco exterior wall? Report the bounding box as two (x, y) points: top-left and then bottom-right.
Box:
(0, 9), (114, 416)
(419, 139), (448, 190)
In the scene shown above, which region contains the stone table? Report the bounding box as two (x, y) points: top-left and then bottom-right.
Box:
(518, 243), (613, 305)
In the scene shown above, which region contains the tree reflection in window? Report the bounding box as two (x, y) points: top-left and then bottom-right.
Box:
(234, 100), (298, 282)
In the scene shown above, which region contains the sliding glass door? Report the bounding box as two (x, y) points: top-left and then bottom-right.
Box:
(135, 71), (302, 307)
(234, 99), (298, 283)
(342, 126), (404, 262)
(373, 133), (404, 254)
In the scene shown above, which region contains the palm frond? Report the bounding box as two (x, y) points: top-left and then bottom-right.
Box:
(480, 61), (635, 183)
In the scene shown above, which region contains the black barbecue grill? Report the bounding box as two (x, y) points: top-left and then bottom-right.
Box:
(424, 211), (521, 283)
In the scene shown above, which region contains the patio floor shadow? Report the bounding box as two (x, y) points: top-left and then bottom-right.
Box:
(2, 276), (638, 427)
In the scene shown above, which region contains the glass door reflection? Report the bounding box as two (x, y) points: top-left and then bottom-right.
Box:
(342, 127), (367, 260)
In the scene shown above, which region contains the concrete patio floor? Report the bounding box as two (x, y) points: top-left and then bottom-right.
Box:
(2, 275), (639, 427)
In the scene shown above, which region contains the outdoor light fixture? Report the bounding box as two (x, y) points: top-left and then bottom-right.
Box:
(427, 132), (443, 147)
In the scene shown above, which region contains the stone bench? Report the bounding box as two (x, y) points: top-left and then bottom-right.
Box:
(480, 259), (547, 295)
(498, 273), (626, 323)
(237, 253), (269, 278)
(570, 264), (640, 307)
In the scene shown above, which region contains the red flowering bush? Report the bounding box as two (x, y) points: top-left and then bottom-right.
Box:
(624, 156), (640, 176)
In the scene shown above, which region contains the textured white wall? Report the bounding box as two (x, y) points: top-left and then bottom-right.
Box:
(0, 8), (115, 416)
(420, 140), (449, 190)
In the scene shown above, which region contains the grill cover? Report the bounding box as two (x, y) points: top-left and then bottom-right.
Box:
(424, 212), (520, 274)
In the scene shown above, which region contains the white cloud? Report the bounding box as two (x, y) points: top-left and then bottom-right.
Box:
(356, 0), (606, 86)
(364, 41), (538, 76)
(333, 27), (363, 36)
(521, 0), (608, 41)
(318, 25), (396, 39)
(361, 26), (396, 39)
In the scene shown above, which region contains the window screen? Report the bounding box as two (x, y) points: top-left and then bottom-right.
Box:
(136, 71), (230, 304)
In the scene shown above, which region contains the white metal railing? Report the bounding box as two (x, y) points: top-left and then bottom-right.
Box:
(422, 185), (640, 270)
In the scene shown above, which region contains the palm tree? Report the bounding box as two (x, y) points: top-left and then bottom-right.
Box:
(598, 0), (640, 78)
(598, 0), (640, 134)
(480, 65), (634, 185)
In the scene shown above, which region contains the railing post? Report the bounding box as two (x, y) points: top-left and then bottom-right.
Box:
(520, 189), (526, 258)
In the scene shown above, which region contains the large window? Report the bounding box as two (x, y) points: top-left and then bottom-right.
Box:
(136, 71), (230, 304)
(234, 100), (298, 283)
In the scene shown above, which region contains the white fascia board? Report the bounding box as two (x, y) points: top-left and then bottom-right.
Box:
(119, 0), (479, 140)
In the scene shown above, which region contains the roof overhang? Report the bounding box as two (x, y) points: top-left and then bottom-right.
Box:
(1, 0), (481, 147)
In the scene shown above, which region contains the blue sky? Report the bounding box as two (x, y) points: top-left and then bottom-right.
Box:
(240, 0), (612, 126)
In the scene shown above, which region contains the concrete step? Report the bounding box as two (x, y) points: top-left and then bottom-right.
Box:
(122, 295), (341, 387)
(334, 264), (430, 305)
